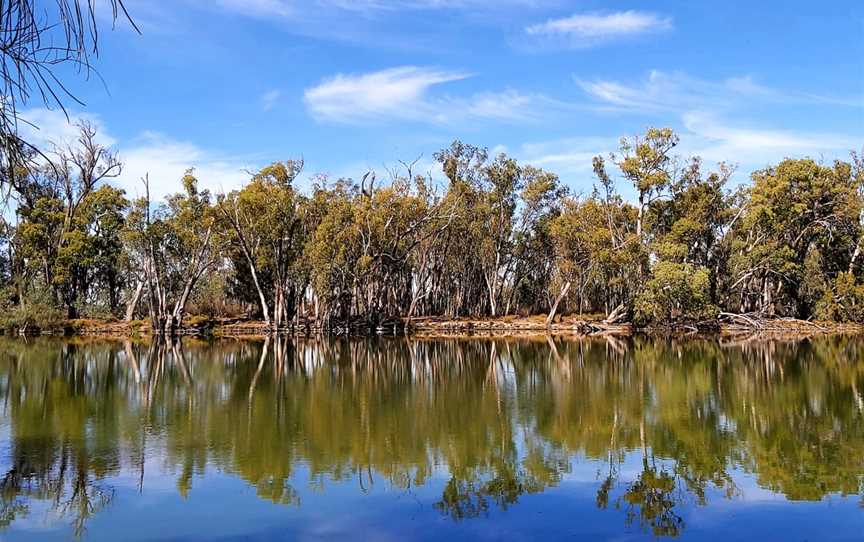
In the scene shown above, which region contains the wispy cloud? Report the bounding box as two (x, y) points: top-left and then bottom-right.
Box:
(259, 89), (282, 111)
(576, 70), (742, 113)
(18, 108), (115, 149)
(571, 70), (863, 175)
(526, 11), (672, 48)
(518, 136), (616, 177)
(681, 112), (861, 166)
(209, 0), (540, 18)
(304, 66), (561, 125)
(507, 118), (861, 197)
(576, 70), (863, 113)
(304, 66), (469, 122)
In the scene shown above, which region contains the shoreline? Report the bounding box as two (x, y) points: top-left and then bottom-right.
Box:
(4, 315), (863, 340)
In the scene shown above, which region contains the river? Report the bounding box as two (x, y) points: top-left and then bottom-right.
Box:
(0, 335), (861, 540)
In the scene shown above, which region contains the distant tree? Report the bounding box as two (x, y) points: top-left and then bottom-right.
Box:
(727, 158), (862, 317)
(11, 122), (122, 317)
(550, 193), (641, 318)
(218, 161), (308, 328)
(124, 171), (222, 334)
(595, 128), (679, 241)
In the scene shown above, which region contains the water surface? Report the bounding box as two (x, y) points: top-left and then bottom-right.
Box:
(0, 335), (861, 541)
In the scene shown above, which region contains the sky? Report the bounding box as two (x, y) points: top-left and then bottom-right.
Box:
(19, 0), (864, 200)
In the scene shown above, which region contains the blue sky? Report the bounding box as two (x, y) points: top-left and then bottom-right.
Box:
(21, 0), (864, 200)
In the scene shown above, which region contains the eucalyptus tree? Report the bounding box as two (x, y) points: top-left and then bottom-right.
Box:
(595, 128), (679, 242)
(550, 192), (641, 318)
(431, 141), (565, 318)
(306, 165), (457, 328)
(632, 158), (733, 325)
(508, 166), (566, 317)
(123, 171), (222, 334)
(476, 153), (521, 317)
(305, 180), (361, 326)
(218, 161), (308, 328)
(727, 158), (863, 317)
(53, 184), (128, 315)
(584, 128), (681, 320)
(432, 141), (491, 317)
(10, 122), (123, 317)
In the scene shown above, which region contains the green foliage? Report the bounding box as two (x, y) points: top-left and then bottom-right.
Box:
(122, 170), (225, 333)
(634, 262), (717, 326)
(550, 194), (642, 314)
(219, 160), (309, 326)
(728, 158), (862, 317)
(1, 125), (862, 330)
(815, 272), (864, 322)
(0, 287), (64, 331)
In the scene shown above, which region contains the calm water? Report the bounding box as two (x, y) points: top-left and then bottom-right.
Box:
(0, 335), (861, 541)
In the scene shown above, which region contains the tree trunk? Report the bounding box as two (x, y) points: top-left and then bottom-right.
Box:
(125, 280), (145, 321)
(242, 246), (270, 325)
(850, 236), (862, 273)
(762, 277), (774, 316)
(485, 273), (498, 317)
(546, 281), (571, 327)
(604, 303), (628, 324)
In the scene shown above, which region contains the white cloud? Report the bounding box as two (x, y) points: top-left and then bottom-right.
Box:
(305, 66), (469, 122)
(304, 66), (561, 125)
(518, 136), (617, 178)
(681, 111), (861, 167)
(18, 108), (115, 149)
(574, 70), (862, 170)
(577, 70), (864, 113)
(16, 108), (253, 201)
(117, 132), (254, 200)
(576, 70), (747, 113)
(502, 71), (862, 194)
(467, 90), (538, 121)
(526, 11), (672, 48)
(260, 89), (282, 111)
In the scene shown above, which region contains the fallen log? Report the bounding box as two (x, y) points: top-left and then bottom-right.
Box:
(604, 303), (629, 325)
(719, 312), (764, 330)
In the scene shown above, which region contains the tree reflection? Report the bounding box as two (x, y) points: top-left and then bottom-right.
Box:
(0, 334), (860, 537)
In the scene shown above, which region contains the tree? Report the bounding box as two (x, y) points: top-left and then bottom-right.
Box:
(596, 128), (679, 241)
(550, 191), (641, 319)
(727, 158), (862, 317)
(54, 184), (128, 316)
(219, 161), (308, 328)
(10, 122), (122, 318)
(124, 171), (222, 334)
(510, 166), (566, 318)
(305, 164), (456, 329)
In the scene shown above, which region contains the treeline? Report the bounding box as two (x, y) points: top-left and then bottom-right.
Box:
(1, 124), (862, 333)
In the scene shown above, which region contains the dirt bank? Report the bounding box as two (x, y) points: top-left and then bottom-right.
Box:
(5, 313), (859, 339)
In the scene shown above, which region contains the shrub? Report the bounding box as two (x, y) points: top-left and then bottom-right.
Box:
(0, 287), (65, 332)
(815, 272), (864, 322)
(634, 262), (717, 326)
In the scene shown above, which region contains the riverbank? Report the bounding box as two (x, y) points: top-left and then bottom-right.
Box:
(4, 314), (863, 339)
